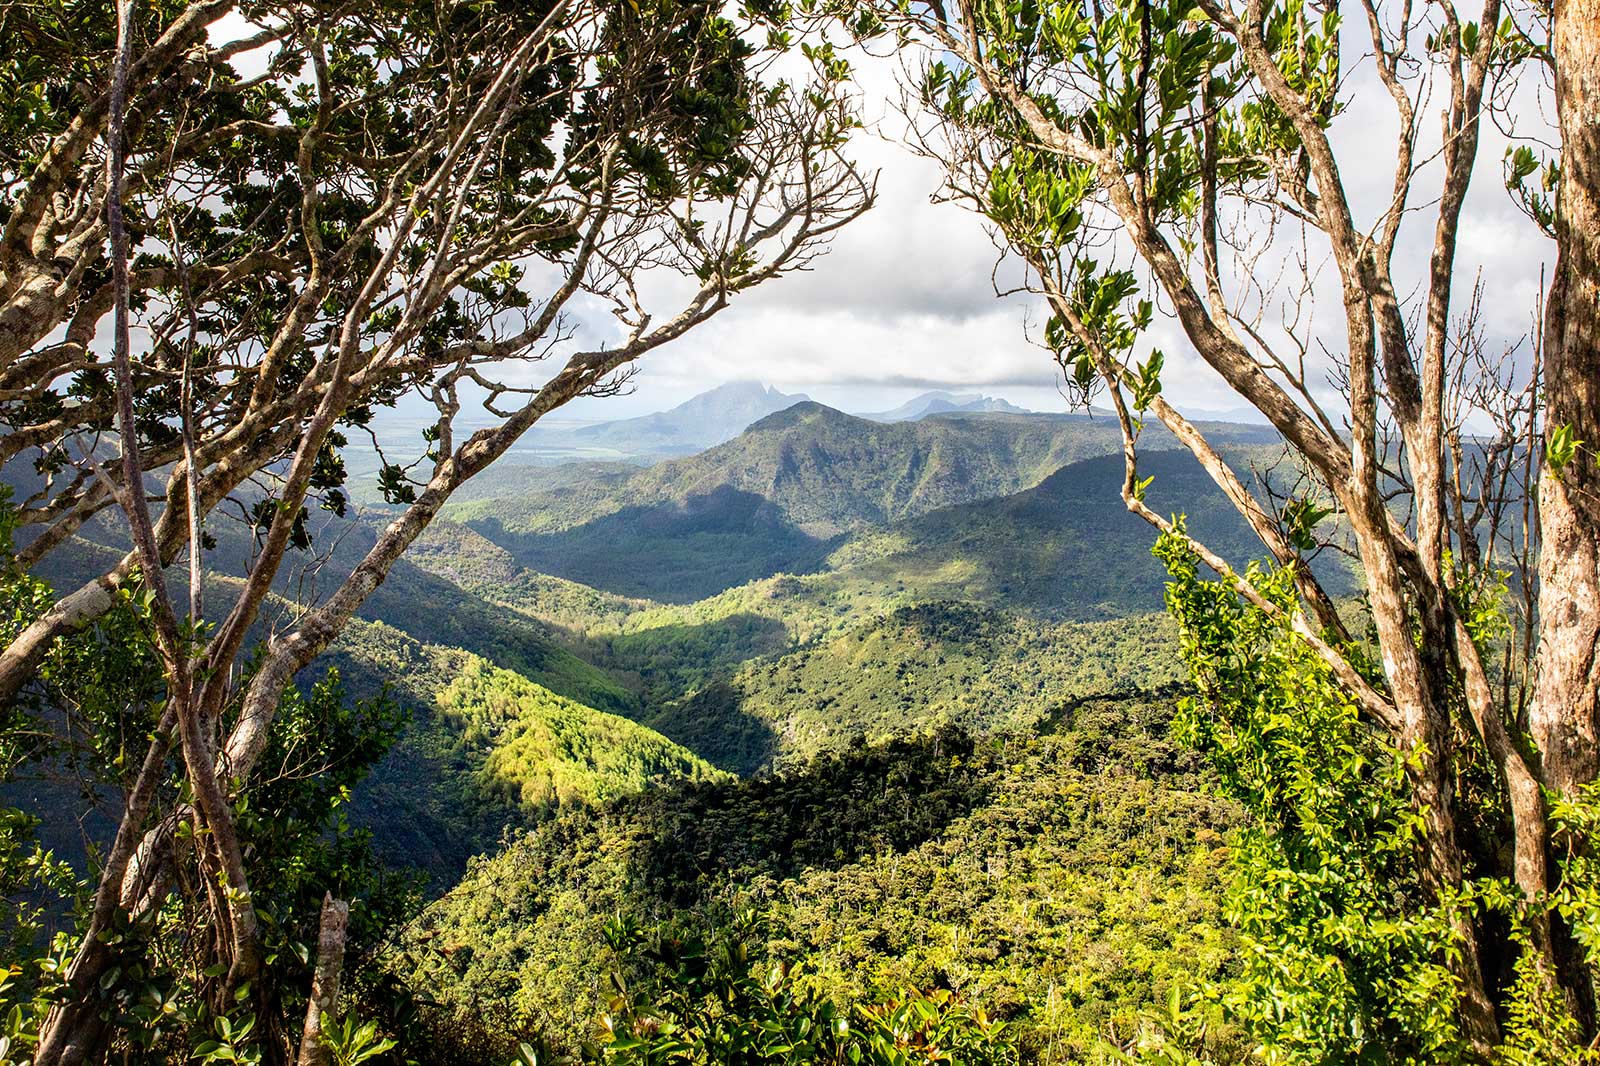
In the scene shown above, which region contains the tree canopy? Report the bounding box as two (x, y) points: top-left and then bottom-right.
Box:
(869, 0), (1600, 1052)
(0, 0), (869, 1060)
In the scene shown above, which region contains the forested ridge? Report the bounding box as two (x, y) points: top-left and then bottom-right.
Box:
(1, 394), (1261, 1063)
(395, 697), (1239, 1064)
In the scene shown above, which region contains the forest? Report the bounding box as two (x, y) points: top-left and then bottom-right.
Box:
(2, 0), (1599, 1064)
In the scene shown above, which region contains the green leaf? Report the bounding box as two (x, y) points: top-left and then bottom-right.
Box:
(1549, 422), (1585, 475)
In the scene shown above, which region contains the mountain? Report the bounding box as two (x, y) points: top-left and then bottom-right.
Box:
(859, 390), (1031, 421)
(10, 377), (1294, 1065)
(436, 449), (1285, 711)
(441, 402), (1125, 601)
(439, 402), (1280, 602)
(327, 625), (718, 881)
(818, 445), (1318, 620)
(569, 381), (811, 456)
(444, 400), (1126, 598)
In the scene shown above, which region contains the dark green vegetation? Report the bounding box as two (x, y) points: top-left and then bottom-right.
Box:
(394, 697), (1240, 1064)
(442, 404), (1284, 602)
(593, 922), (1024, 1066)
(0, 403), (1347, 1064)
(333, 412), (1252, 869)
(641, 605), (1183, 774)
(302, 410), (1264, 1064)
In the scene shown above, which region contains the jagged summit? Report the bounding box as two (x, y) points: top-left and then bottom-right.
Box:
(570, 381), (811, 455)
(860, 390), (1031, 422)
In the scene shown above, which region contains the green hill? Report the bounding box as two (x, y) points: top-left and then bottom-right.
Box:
(448, 403), (1125, 535)
(822, 447), (1313, 620)
(433, 406), (1286, 606)
(427, 447), (1293, 717)
(391, 698), (1241, 1064)
(445, 659), (727, 811)
(440, 405), (1146, 601)
(330, 627), (717, 881)
(643, 603), (1185, 774)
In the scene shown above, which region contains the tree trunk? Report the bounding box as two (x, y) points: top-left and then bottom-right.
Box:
(1534, 0), (1600, 799)
(296, 895), (350, 1066)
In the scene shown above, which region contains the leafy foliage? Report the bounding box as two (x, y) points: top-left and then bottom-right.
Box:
(1154, 531), (1468, 1062)
(646, 603), (1184, 773)
(443, 659), (726, 812)
(0, 492), (420, 1060)
(390, 696), (1242, 1064)
(594, 915), (1020, 1066)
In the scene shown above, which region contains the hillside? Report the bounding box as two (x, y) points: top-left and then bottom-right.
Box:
(1, 392), (1314, 1066)
(445, 660), (726, 810)
(17, 408), (1293, 881)
(413, 446), (1289, 718)
(393, 697), (1242, 1064)
(15, 500), (658, 879)
(820, 447), (1308, 619)
(440, 404), (1282, 602)
(25, 497), (640, 716)
(9, 397), (1289, 1060)
(450, 403), (1121, 539)
(641, 604), (1185, 774)
(330, 626), (715, 880)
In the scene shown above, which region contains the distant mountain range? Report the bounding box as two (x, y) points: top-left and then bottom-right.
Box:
(441, 398), (1284, 602)
(485, 384), (1034, 461)
(567, 381), (811, 457)
(858, 390), (1031, 421)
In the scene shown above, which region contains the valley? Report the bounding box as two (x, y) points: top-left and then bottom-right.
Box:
(2, 384), (1316, 1061)
(0, 373), (1351, 1066)
(5, 2), (1585, 1057)
(297, 390), (1275, 1058)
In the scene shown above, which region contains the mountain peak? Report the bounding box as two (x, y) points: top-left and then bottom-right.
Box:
(704, 380), (788, 398)
(571, 382), (811, 454)
(861, 391), (1031, 422)
(744, 400), (859, 432)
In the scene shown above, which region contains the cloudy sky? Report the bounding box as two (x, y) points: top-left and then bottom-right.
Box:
(525, 59), (1066, 422)
(504, 31), (1557, 424)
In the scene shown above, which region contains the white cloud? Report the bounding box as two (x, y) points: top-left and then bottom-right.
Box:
(496, 33), (1558, 424)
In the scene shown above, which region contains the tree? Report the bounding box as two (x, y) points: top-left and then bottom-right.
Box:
(592, 913), (1020, 1066)
(0, 0), (869, 1061)
(875, 0), (1600, 1053)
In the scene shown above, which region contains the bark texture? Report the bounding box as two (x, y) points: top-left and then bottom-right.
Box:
(1534, 0), (1600, 798)
(295, 895), (350, 1066)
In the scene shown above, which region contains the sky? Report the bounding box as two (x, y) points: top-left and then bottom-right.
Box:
(233, 8), (1543, 430)
(515, 59), (1073, 422)
(211, 8), (1557, 428)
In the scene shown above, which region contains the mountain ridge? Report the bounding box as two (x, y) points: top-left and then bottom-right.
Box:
(858, 390), (1031, 421)
(568, 381), (811, 456)
(440, 401), (1282, 602)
